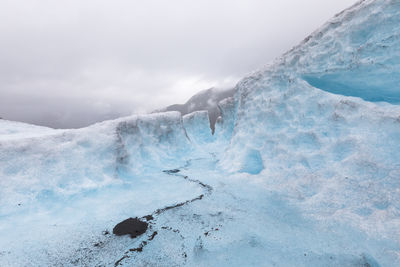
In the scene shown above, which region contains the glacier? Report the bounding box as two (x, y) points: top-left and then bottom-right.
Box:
(1, 0), (400, 266)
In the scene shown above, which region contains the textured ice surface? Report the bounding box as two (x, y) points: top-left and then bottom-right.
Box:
(1, 0), (400, 266)
(297, 0), (400, 104)
(214, 96), (236, 143)
(221, 0), (400, 264)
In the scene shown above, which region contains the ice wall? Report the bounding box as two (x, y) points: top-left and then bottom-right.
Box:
(0, 112), (193, 207)
(115, 112), (193, 176)
(214, 96), (237, 143)
(182, 111), (213, 145)
(222, 0), (400, 243)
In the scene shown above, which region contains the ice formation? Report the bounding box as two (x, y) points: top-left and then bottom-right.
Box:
(156, 87), (236, 133)
(1, 0), (400, 266)
(183, 111), (213, 145)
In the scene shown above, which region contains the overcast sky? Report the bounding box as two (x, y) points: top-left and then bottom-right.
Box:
(0, 0), (356, 128)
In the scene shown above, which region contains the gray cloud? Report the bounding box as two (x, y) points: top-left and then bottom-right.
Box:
(0, 0), (356, 128)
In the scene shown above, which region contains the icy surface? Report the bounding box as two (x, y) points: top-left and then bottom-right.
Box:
(214, 96), (236, 143)
(221, 0), (400, 264)
(1, 0), (400, 266)
(0, 119), (58, 140)
(183, 111), (213, 145)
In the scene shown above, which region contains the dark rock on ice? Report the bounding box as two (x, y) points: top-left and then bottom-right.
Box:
(113, 217), (148, 238)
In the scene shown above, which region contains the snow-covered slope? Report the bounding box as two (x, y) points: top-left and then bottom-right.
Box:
(1, 0), (400, 266)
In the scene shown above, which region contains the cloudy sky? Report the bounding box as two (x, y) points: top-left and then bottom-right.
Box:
(0, 0), (356, 128)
